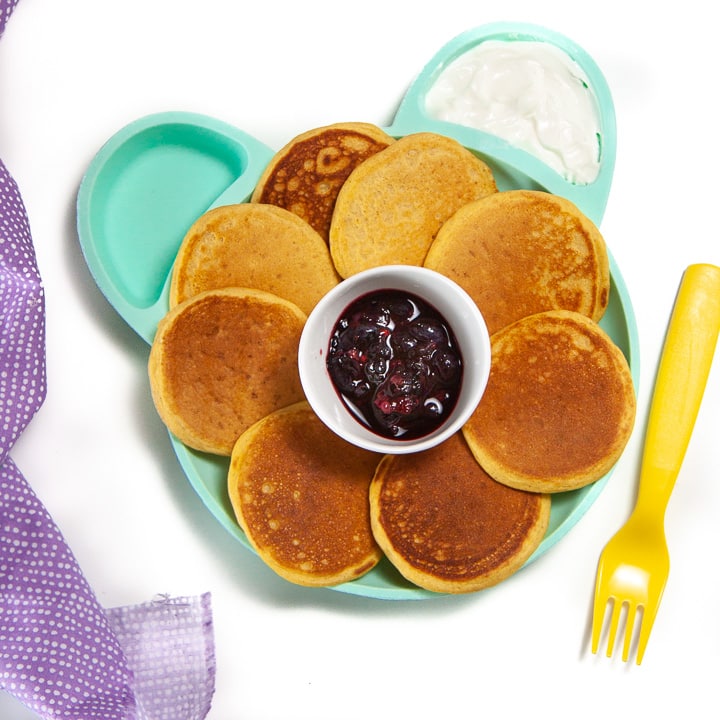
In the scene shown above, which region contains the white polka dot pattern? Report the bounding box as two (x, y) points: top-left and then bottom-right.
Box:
(1, 6), (215, 718)
(0, 155), (140, 717)
(0, 142), (143, 717)
(106, 595), (215, 720)
(0, 0), (19, 39)
(0, 164), (47, 458)
(1, 458), (139, 719)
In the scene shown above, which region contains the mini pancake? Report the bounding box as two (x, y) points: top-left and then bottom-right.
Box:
(228, 402), (383, 587)
(169, 203), (340, 315)
(329, 132), (497, 278)
(251, 122), (394, 243)
(148, 287), (306, 456)
(424, 189), (610, 335)
(463, 310), (636, 493)
(369, 432), (551, 594)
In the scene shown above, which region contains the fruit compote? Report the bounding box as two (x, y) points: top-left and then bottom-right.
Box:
(327, 289), (463, 440)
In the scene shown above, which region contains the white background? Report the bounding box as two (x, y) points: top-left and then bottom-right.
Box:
(2, 1), (719, 718)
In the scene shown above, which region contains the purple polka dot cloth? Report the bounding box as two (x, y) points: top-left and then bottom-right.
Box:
(1, 3), (216, 719)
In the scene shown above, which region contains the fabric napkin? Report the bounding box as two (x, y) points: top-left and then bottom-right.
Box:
(1, 3), (215, 718)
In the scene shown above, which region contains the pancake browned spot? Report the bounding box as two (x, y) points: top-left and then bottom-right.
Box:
(463, 310), (636, 493)
(424, 189), (610, 335)
(228, 402), (383, 587)
(251, 122), (394, 243)
(370, 432), (550, 593)
(148, 288), (306, 456)
(329, 132), (497, 278)
(169, 202), (340, 315)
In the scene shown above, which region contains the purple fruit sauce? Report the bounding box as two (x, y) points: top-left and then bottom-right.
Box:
(326, 289), (463, 440)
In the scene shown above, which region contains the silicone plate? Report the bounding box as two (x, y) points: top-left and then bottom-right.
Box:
(76, 112), (275, 343)
(76, 23), (639, 600)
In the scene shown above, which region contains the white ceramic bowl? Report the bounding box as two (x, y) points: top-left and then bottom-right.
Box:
(298, 265), (492, 454)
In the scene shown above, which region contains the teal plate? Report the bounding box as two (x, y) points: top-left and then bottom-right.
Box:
(76, 22), (639, 600)
(76, 112), (276, 343)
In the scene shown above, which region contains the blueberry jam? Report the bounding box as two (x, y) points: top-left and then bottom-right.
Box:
(326, 289), (463, 440)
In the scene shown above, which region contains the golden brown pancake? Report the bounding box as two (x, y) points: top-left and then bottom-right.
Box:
(169, 203), (340, 315)
(228, 402), (383, 587)
(148, 288), (306, 456)
(369, 432), (551, 593)
(251, 122), (394, 243)
(424, 189), (610, 335)
(463, 310), (636, 493)
(329, 132), (497, 278)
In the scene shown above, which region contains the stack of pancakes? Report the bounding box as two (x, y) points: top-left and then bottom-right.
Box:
(147, 123), (636, 594)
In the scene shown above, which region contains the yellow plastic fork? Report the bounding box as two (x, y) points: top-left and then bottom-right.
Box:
(591, 263), (720, 664)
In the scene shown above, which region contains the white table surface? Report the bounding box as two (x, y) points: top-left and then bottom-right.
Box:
(2, 1), (718, 718)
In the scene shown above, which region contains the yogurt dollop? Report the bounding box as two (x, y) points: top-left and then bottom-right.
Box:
(424, 40), (602, 185)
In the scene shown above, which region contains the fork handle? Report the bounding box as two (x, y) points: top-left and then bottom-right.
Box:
(637, 263), (720, 513)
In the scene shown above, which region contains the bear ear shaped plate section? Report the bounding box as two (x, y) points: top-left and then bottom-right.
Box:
(76, 111), (275, 344)
(389, 21), (616, 227)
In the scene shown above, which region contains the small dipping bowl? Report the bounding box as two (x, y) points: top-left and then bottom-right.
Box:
(298, 265), (492, 454)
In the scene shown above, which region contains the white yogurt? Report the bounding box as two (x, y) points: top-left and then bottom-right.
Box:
(424, 40), (602, 185)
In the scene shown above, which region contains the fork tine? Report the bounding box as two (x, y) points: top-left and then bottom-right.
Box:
(590, 580), (610, 654)
(591, 594), (622, 658)
(591, 602), (605, 655)
(605, 597), (623, 658)
(590, 600), (605, 655)
(621, 601), (640, 662)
